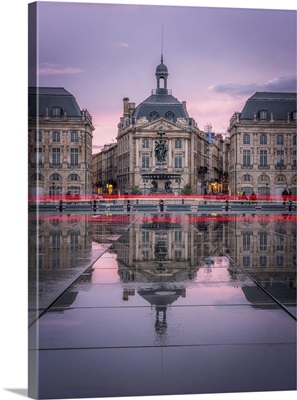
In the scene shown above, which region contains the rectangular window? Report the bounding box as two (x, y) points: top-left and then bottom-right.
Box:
(276, 150), (284, 166)
(277, 135), (284, 145)
(259, 256), (267, 267)
(260, 150), (267, 167)
(142, 230), (150, 243)
(174, 230), (182, 243)
(243, 150), (250, 166)
(142, 139), (149, 148)
(242, 232), (251, 251)
(243, 134), (250, 144)
(70, 148), (79, 166)
(34, 148), (42, 164)
(175, 250), (182, 260)
(174, 155), (182, 169)
(293, 151), (297, 167)
(34, 131), (42, 142)
(242, 256), (250, 267)
(142, 155), (150, 169)
(175, 139), (182, 149)
(71, 131), (79, 143)
(52, 148), (61, 165)
(51, 232), (61, 249)
(70, 232), (79, 250)
(259, 232), (268, 251)
(276, 255), (284, 266)
(275, 234), (284, 251)
(260, 134), (267, 145)
(52, 131), (60, 142)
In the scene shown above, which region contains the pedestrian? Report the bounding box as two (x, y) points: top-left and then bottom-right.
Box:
(241, 191), (248, 204)
(288, 188), (292, 198)
(249, 191), (257, 203)
(282, 188), (288, 205)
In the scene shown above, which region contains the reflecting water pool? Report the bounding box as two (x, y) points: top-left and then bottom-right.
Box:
(28, 213), (297, 398)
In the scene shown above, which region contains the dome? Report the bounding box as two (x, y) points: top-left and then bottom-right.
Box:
(156, 62), (168, 74)
(132, 56), (189, 123)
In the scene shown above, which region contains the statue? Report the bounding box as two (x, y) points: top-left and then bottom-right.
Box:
(154, 139), (167, 162)
(150, 180), (158, 193)
(165, 181), (173, 194)
(154, 128), (167, 162)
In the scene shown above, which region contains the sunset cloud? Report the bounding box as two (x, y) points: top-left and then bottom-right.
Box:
(38, 63), (83, 76)
(209, 76), (296, 97)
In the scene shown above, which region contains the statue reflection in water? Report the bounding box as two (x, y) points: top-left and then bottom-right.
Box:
(116, 216), (200, 339)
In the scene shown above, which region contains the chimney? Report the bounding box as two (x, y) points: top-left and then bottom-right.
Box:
(182, 101), (187, 109)
(129, 102), (135, 117)
(123, 97), (129, 117)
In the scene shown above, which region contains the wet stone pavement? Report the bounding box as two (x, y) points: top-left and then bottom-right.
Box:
(28, 212), (297, 399)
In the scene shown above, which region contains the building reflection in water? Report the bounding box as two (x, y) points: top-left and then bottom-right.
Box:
(114, 214), (296, 334)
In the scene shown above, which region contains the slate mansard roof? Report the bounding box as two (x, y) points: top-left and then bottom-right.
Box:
(28, 87), (82, 117)
(132, 92), (190, 122)
(240, 92), (297, 120)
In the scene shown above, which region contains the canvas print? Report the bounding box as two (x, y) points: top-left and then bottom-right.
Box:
(28, 1), (297, 399)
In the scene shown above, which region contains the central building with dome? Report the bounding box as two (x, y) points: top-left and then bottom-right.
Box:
(114, 56), (223, 195)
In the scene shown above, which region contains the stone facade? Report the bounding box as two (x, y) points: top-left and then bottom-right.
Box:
(92, 59), (226, 195)
(228, 92), (297, 197)
(28, 87), (94, 198)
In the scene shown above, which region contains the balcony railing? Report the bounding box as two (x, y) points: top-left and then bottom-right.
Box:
(241, 165), (253, 169)
(258, 165), (270, 169)
(275, 164), (287, 170)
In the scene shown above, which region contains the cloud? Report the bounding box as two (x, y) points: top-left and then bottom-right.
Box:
(38, 63), (83, 76)
(111, 41), (129, 48)
(92, 144), (103, 150)
(209, 76), (296, 97)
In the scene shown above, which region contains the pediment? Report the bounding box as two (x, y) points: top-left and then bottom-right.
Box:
(136, 118), (185, 133)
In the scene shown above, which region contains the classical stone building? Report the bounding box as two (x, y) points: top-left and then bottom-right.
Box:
(92, 142), (118, 194)
(228, 92), (297, 197)
(28, 87), (94, 198)
(93, 57), (225, 195)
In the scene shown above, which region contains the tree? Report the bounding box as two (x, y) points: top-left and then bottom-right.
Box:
(130, 184), (141, 194)
(181, 183), (193, 195)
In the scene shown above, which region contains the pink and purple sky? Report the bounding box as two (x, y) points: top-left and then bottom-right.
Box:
(29, 1), (296, 152)
(0, 2), (296, 399)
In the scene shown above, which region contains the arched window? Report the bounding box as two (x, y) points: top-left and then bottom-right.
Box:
(32, 173), (43, 181)
(69, 174), (79, 181)
(165, 111), (174, 121)
(275, 175), (286, 183)
(51, 173), (61, 181)
(150, 111), (159, 121)
(243, 174), (252, 182)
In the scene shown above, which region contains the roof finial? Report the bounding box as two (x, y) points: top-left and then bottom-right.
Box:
(161, 24), (164, 64)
